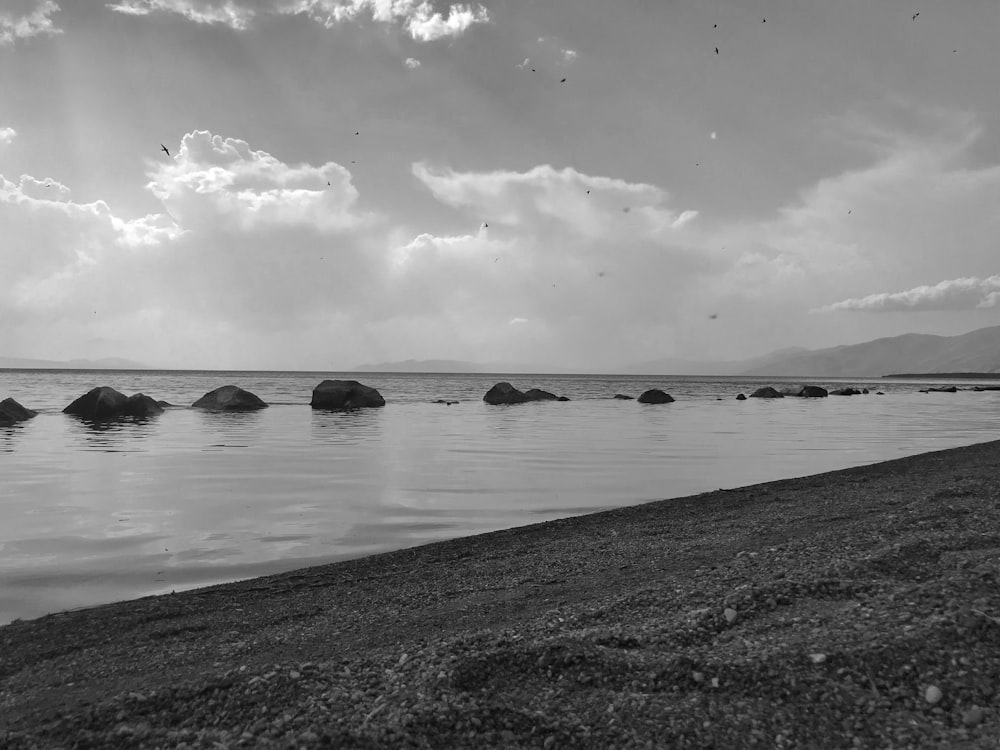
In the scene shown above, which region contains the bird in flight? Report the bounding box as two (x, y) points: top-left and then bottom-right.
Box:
(483, 222), (489, 228)
(586, 190), (591, 194)
(912, 12), (920, 19)
(709, 313), (719, 320)
(761, 18), (766, 23)
(560, 78), (567, 83)
(355, 131), (359, 136)
(715, 47), (719, 55)
(160, 144), (170, 156)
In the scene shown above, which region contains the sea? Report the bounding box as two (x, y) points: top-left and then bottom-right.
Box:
(2, 369), (999, 625)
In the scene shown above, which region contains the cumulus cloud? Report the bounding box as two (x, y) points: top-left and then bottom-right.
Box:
(816, 276), (1000, 313)
(106, 0), (256, 29)
(404, 56), (421, 69)
(146, 130), (372, 232)
(111, 0), (493, 39)
(0, 127), (16, 144)
(412, 162), (698, 237)
(282, 0), (489, 40)
(0, 0), (61, 45)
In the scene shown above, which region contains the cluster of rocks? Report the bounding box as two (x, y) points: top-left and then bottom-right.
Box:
(482, 382), (571, 404)
(734, 384), (879, 400)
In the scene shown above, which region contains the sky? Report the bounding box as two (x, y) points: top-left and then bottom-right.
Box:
(2, 0), (999, 371)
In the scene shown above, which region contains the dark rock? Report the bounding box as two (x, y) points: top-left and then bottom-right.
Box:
(876, 391), (885, 395)
(125, 394), (164, 418)
(862, 388), (870, 394)
(613, 394), (634, 400)
(156, 400), (176, 408)
(524, 388), (559, 401)
(921, 386), (958, 393)
(484, 382), (530, 405)
(311, 380), (385, 410)
(192, 385), (268, 411)
(0, 398), (37, 426)
(736, 393), (747, 400)
(797, 385), (828, 398)
(434, 399), (459, 405)
(64, 387), (130, 419)
(637, 389), (675, 404)
(972, 386), (1000, 391)
(749, 387), (784, 399)
(556, 396), (571, 402)
(830, 388), (861, 396)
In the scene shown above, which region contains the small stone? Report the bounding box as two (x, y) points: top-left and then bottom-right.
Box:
(543, 736), (556, 749)
(925, 685), (943, 704)
(692, 671), (705, 683)
(809, 653), (827, 664)
(961, 706), (984, 727)
(289, 670), (300, 680)
(724, 607), (738, 625)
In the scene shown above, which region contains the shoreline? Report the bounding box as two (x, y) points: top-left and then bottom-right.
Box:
(3, 441), (1000, 748)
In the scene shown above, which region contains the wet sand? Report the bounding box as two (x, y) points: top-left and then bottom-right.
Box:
(2, 440), (999, 748)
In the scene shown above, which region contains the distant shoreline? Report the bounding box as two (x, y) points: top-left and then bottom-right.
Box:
(882, 372), (1000, 379)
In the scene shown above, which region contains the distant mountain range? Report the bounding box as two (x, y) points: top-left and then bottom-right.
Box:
(0, 356), (148, 370)
(354, 325), (1000, 377)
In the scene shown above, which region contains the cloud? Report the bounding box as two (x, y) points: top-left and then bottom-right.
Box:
(106, 0), (256, 29)
(404, 56), (421, 69)
(561, 48), (577, 64)
(816, 276), (1000, 313)
(278, 0), (490, 40)
(412, 162), (698, 237)
(0, 127), (16, 145)
(0, 0), (61, 45)
(146, 130), (373, 232)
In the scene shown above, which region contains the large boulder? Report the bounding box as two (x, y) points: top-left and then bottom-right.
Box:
(749, 387), (784, 399)
(637, 389), (675, 404)
(192, 385), (268, 411)
(64, 387), (130, 419)
(311, 380), (385, 410)
(797, 385), (829, 398)
(0, 398), (37, 426)
(63, 387), (164, 419)
(484, 382), (528, 404)
(830, 387), (861, 396)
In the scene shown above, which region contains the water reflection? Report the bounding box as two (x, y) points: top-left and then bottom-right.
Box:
(310, 408), (383, 445)
(0, 425), (26, 453)
(65, 416), (157, 453)
(196, 409), (264, 449)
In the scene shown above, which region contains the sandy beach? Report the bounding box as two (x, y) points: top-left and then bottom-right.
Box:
(2, 439), (999, 748)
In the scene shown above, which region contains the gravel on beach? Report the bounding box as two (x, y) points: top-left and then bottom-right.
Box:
(2, 440), (1000, 749)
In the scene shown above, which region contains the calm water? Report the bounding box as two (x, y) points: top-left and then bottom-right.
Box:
(2, 369), (998, 624)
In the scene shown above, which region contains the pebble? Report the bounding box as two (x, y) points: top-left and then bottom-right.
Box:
(724, 607), (738, 625)
(809, 653), (827, 664)
(961, 706), (984, 727)
(925, 685), (942, 704)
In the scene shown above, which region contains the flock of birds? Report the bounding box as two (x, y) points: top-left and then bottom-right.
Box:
(150, 10), (939, 324)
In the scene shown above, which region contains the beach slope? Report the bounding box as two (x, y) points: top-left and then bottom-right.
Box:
(2, 441), (999, 748)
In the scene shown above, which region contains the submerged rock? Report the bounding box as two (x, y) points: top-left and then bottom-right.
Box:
(613, 394), (634, 400)
(0, 398), (37, 426)
(483, 383), (569, 404)
(830, 387), (862, 396)
(192, 385), (268, 411)
(125, 394), (164, 418)
(797, 385), (829, 398)
(311, 380), (385, 410)
(749, 387), (783, 399)
(637, 389), (674, 404)
(921, 386), (958, 393)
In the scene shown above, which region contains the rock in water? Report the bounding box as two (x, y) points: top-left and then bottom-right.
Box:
(64, 387), (130, 419)
(0, 398), (37, 426)
(192, 385), (268, 411)
(613, 394), (634, 400)
(484, 382), (530, 405)
(735, 393), (747, 400)
(523, 388), (559, 401)
(637, 389), (674, 404)
(797, 385), (828, 398)
(310, 380), (385, 410)
(124, 393), (164, 418)
(749, 387), (784, 399)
